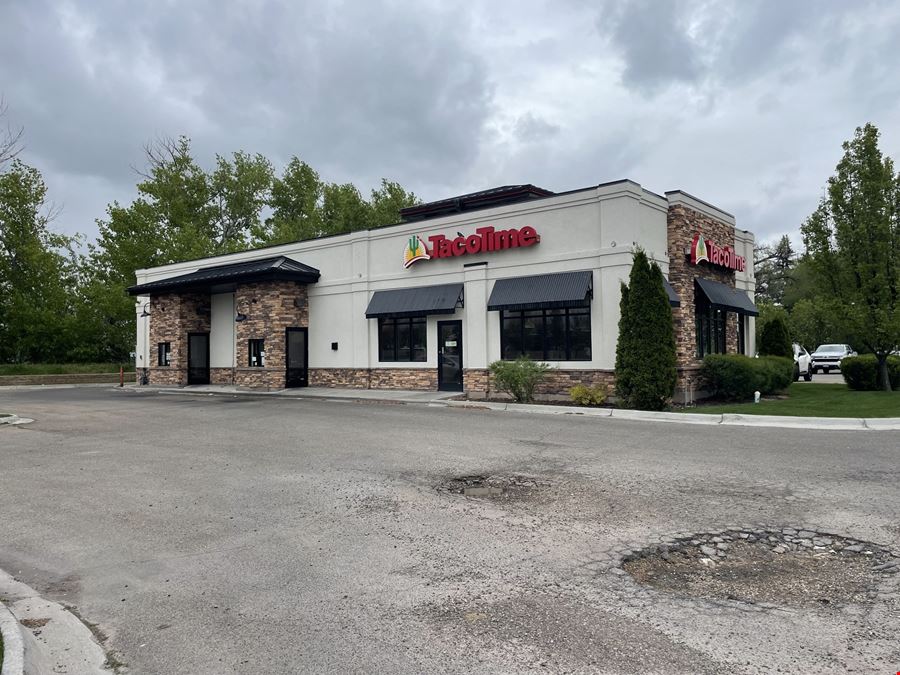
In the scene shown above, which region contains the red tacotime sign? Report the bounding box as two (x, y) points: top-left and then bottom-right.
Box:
(690, 233), (746, 272)
(404, 226), (540, 268)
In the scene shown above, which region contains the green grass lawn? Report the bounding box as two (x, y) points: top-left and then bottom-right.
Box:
(0, 362), (134, 376)
(685, 383), (900, 418)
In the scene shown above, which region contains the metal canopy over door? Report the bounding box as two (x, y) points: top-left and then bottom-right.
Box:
(437, 320), (463, 392)
(187, 332), (210, 385)
(285, 327), (308, 388)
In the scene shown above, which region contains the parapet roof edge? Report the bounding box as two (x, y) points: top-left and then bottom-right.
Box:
(134, 179), (664, 277)
(665, 190), (735, 224)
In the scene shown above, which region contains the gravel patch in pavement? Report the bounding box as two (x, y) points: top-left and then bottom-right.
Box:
(437, 474), (551, 501)
(623, 528), (899, 608)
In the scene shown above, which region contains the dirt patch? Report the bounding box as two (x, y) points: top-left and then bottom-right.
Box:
(622, 528), (899, 608)
(20, 617), (51, 629)
(438, 474), (550, 501)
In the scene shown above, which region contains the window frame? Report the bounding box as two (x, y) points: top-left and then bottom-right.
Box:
(696, 299), (728, 358)
(157, 342), (171, 367)
(377, 316), (427, 363)
(248, 339), (265, 367)
(499, 306), (592, 362)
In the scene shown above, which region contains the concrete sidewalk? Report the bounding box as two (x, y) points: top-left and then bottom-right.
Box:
(122, 384), (900, 431)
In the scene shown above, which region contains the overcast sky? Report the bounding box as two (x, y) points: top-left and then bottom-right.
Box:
(3, 0), (899, 248)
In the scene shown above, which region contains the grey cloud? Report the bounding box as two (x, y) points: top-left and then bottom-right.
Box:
(597, 0), (702, 93)
(1, 0), (493, 238)
(514, 113), (561, 143)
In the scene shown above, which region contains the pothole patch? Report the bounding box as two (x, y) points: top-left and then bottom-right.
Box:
(438, 474), (550, 500)
(620, 528), (899, 608)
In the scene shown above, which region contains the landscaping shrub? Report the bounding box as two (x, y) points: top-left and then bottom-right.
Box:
(700, 354), (794, 401)
(489, 357), (551, 403)
(757, 356), (794, 393)
(614, 249), (677, 410)
(569, 383), (607, 406)
(758, 316), (792, 358)
(842, 355), (900, 391)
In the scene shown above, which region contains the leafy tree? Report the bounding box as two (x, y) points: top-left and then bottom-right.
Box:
(322, 182), (371, 236)
(0, 160), (77, 362)
(801, 123), (900, 390)
(614, 249), (677, 410)
(758, 315), (792, 358)
(210, 151), (274, 253)
(369, 179), (419, 228)
(259, 157), (324, 245)
(788, 297), (844, 351)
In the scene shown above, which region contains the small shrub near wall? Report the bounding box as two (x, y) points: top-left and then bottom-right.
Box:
(489, 357), (551, 403)
(700, 354), (794, 401)
(842, 355), (900, 391)
(569, 383), (607, 406)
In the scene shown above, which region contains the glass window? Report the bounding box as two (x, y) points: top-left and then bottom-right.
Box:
(248, 339), (265, 367)
(500, 306), (592, 361)
(157, 342), (171, 366)
(377, 317), (427, 362)
(696, 300), (728, 358)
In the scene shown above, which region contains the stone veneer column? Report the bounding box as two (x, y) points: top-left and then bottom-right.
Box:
(667, 204), (742, 395)
(233, 281), (309, 389)
(147, 292), (211, 385)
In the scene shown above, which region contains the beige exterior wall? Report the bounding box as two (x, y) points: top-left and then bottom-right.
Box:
(134, 180), (755, 394)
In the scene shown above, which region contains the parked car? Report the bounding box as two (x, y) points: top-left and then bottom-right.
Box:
(810, 344), (857, 373)
(793, 343), (813, 381)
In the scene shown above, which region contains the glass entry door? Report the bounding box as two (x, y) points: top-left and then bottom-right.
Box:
(285, 327), (308, 388)
(187, 333), (210, 385)
(437, 320), (463, 392)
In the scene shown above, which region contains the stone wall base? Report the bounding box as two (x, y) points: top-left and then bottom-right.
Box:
(210, 368), (236, 385)
(463, 368), (617, 401)
(369, 368), (437, 390)
(148, 367), (186, 386)
(234, 368), (284, 390)
(309, 368), (370, 388)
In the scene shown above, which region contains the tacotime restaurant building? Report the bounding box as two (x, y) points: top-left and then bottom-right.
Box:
(129, 180), (758, 399)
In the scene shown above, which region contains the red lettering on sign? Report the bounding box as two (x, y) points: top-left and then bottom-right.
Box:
(412, 225), (540, 267)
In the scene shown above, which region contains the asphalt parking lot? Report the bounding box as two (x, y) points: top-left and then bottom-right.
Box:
(1, 387), (898, 674)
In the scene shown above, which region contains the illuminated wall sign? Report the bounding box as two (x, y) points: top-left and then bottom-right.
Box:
(404, 226), (540, 268)
(690, 233), (745, 272)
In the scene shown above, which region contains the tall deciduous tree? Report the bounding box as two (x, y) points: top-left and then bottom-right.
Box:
(801, 123), (900, 390)
(0, 160), (77, 362)
(614, 248), (677, 410)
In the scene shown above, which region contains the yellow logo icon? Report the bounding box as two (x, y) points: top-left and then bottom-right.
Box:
(404, 235), (431, 268)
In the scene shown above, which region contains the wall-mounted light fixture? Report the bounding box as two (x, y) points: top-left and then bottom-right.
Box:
(235, 299), (250, 323)
(140, 302), (152, 318)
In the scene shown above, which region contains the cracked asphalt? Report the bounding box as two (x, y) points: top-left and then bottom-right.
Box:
(0, 386), (898, 674)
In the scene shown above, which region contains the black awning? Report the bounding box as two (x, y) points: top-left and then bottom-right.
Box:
(695, 277), (758, 316)
(663, 278), (680, 308)
(365, 283), (464, 318)
(487, 270), (592, 311)
(128, 256), (320, 295)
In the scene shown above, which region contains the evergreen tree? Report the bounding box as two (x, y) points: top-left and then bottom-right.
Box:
(758, 315), (792, 358)
(615, 249), (677, 410)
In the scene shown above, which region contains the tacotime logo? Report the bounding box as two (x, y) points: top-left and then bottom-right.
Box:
(403, 226), (541, 268)
(403, 235), (431, 268)
(690, 232), (745, 272)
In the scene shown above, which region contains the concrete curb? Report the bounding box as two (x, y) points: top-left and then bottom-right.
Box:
(0, 570), (112, 674)
(119, 385), (900, 431)
(445, 400), (899, 431)
(0, 598), (25, 675)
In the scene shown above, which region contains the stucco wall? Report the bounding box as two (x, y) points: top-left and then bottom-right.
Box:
(133, 180), (753, 391)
